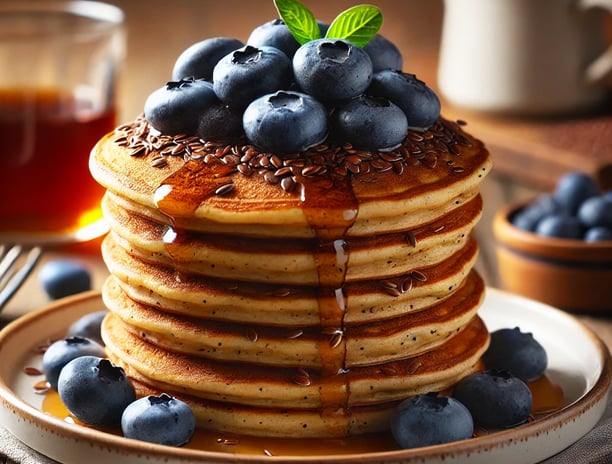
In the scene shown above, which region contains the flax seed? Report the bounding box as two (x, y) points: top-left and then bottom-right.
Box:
(215, 183), (234, 195)
(247, 328), (259, 342)
(410, 270), (428, 282)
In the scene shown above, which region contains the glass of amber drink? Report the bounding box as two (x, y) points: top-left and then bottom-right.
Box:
(0, 1), (124, 244)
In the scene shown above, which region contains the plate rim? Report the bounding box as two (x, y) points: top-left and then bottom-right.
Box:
(0, 288), (610, 463)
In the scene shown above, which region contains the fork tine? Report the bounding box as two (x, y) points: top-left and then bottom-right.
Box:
(0, 246), (43, 310)
(0, 245), (23, 281)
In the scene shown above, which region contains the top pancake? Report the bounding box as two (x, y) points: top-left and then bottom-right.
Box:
(90, 117), (491, 238)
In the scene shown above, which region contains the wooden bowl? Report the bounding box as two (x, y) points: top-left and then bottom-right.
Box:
(493, 202), (612, 313)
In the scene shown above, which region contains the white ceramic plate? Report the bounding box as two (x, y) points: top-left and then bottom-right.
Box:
(0, 288), (610, 464)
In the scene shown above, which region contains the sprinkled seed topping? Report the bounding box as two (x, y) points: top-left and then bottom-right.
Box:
(406, 231), (418, 247)
(24, 366), (43, 376)
(33, 380), (50, 395)
(246, 328), (259, 342)
(217, 437), (240, 446)
(112, 116), (473, 195)
(380, 270), (425, 297)
(329, 331), (344, 349)
(292, 367), (312, 386)
(286, 329), (304, 339)
(409, 270), (428, 282)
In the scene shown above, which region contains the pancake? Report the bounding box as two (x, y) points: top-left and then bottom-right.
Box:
(101, 189), (483, 285)
(90, 117), (491, 238)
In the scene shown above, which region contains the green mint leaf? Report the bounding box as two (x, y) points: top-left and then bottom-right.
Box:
(274, 0), (321, 46)
(325, 4), (382, 47)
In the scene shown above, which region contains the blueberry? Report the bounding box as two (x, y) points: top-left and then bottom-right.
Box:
(243, 90), (328, 153)
(453, 370), (533, 429)
(42, 337), (106, 390)
(144, 78), (219, 135)
(293, 39), (373, 104)
(535, 214), (583, 239)
(332, 95), (407, 150)
(511, 195), (560, 231)
(196, 102), (244, 142)
(247, 19), (328, 58)
(171, 37), (244, 81)
(67, 310), (108, 346)
(39, 260), (91, 300)
(554, 172), (599, 215)
(584, 226), (612, 242)
(247, 19), (301, 58)
(511, 208), (544, 232)
(212, 45), (292, 110)
(578, 196), (612, 228)
(367, 70), (440, 129)
(58, 356), (136, 427)
(390, 392), (474, 449)
(363, 34), (402, 72)
(483, 327), (547, 382)
(121, 393), (196, 446)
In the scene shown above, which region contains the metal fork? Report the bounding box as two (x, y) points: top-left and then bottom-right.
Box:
(0, 244), (43, 311)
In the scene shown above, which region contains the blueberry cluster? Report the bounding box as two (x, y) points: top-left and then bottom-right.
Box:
(41, 312), (195, 446)
(144, 20), (439, 154)
(512, 172), (612, 241)
(391, 327), (546, 449)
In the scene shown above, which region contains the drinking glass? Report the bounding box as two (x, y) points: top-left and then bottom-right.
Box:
(0, 1), (125, 244)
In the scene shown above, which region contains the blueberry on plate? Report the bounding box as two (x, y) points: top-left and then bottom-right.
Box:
(584, 226), (612, 242)
(535, 214), (583, 239)
(121, 393), (196, 446)
(213, 45), (292, 110)
(363, 34), (402, 72)
(39, 260), (91, 300)
(58, 356), (136, 427)
(367, 70), (440, 130)
(453, 370), (533, 429)
(578, 195), (612, 228)
(483, 327), (547, 382)
(42, 337), (106, 390)
(554, 171), (599, 215)
(171, 37), (244, 81)
(67, 310), (108, 346)
(332, 95), (407, 151)
(243, 90), (328, 153)
(293, 38), (373, 104)
(390, 392), (474, 449)
(144, 78), (219, 135)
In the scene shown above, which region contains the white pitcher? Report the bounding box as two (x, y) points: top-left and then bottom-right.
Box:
(438, 0), (612, 115)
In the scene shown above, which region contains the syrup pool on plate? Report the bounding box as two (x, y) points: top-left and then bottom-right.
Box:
(33, 365), (565, 457)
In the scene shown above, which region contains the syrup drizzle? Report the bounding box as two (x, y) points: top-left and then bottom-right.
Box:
(297, 173), (359, 435)
(152, 150), (361, 436)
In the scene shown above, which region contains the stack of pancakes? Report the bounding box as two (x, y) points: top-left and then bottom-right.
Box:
(90, 116), (491, 438)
